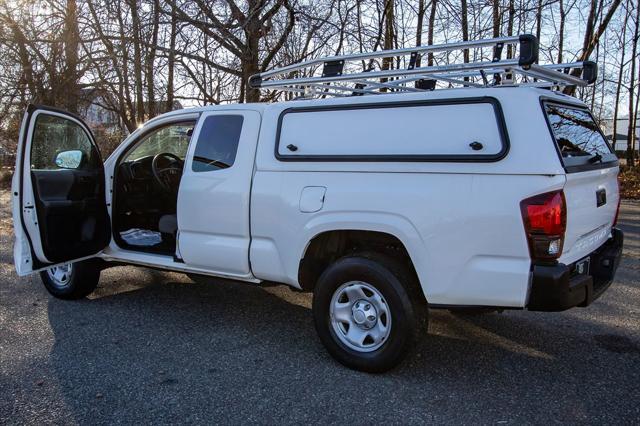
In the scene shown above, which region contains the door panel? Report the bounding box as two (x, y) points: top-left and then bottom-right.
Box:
(31, 168), (110, 263)
(177, 110), (261, 277)
(13, 105), (110, 274)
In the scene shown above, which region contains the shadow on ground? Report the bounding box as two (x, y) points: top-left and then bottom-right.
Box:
(0, 199), (638, 423)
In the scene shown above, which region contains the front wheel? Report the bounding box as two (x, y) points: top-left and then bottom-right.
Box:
(40, 259), (101, 300)
(312, 253), (425, 373)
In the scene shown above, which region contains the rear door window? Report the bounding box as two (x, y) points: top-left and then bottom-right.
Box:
(543, 103), (617, 171)
(191, 115), (244, 172)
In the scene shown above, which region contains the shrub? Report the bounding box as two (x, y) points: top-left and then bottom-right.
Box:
(619, 165), (640, 200)
(0, 167), (12, 189)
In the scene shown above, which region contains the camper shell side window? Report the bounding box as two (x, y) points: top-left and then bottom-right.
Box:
(274, 97), (510, 162)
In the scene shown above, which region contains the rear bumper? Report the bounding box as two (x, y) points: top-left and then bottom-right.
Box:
(527, 228), (624, 312)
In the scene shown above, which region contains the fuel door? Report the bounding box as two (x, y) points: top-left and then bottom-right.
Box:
(299, 186), (326, 213)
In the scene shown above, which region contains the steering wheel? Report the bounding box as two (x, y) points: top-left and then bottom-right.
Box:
(151, 153), (184, 192)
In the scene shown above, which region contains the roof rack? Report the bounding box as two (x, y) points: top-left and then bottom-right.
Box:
(249, 35), (597, 98)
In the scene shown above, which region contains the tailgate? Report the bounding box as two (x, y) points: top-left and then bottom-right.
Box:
(561, 167), (619, 264)
(541, 101), (620, 264)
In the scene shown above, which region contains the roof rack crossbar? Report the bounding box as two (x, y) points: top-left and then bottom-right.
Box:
(257, 35), (522, 80)
(250, 34), (596, 98)
(256, 59), (522, 89)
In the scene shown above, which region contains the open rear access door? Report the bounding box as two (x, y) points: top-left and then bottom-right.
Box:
(12, 105), (110, 275)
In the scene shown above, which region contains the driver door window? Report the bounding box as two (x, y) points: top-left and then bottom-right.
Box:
(31, 114), (100, 171)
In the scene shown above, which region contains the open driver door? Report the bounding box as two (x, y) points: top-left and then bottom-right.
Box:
(12, 105), (111, 275)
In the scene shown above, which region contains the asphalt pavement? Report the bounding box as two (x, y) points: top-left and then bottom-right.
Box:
(1, 193), (639, 424)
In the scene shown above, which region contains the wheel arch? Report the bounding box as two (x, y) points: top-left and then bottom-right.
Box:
(297, 223), (426, 299)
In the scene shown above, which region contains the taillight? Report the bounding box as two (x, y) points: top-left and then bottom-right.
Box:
(520, 190), (567, 261)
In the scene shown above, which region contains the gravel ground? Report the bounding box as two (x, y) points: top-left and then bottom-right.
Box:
(0, 190), (639, 424)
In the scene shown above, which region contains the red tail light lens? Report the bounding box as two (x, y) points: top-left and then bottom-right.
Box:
(520, 190), (567, 261)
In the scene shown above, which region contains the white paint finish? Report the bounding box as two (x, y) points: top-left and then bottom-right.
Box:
(250, 171), (565, 306)
(256, 87), (566, 176)
(12, 171), (33, 276)
(278, 103), (503, 156)
(12, 109), (34, 275)
(177, 110), (261, 275)
(299, 186), (326, 212)
(559, 167), (619, 264)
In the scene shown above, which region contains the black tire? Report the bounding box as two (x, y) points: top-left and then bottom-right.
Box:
(312, 253), (427, 373)
(39, 259), (101, 300)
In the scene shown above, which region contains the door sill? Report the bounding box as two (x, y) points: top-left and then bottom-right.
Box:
(99, 247), (259, 283)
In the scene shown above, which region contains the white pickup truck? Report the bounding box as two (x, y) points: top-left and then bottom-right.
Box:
(12, 36), (624, 372)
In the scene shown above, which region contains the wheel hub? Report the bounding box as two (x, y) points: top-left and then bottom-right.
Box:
(351, 300), (377, 329)
(46, 263), (73, 288)
(329, 281), (392, 352)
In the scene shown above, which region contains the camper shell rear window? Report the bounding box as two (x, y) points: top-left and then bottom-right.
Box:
(275, 97), (509, 162)
(542, 101), (618, 173)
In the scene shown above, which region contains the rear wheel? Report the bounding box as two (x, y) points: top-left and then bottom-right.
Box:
(40, 259), (101, 300)
(312, 253), (426, 373)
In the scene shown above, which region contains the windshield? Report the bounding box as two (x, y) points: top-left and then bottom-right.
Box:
(126, 122), (194, 162)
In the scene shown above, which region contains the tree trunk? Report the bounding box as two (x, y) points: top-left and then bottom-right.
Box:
(461, 0), (469, 64)
(627, 2), (639, 167)
(243, 20), (261, 103)
(633, 77), (640, 161)
(62, 0), (80, 113)
(415, 0), (426, 67)
(382, 0), (395, 61)
(492, 0), (500, 38)
(507, 0), (515, 58)
(145, 0), (160, 117)
(535, 0), (543, 41)
(128, 0), (145, 124)
(166, 4), (177, 112)
(427, 0), (437, 66)
(380, 0), (395, 89)
(611, 1), (629, 150)
(558, 0), (565, 63)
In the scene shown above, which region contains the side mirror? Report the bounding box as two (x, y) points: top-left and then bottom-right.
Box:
(55, 150), (83, 169)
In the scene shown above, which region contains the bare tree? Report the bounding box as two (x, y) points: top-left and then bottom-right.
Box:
(0, 0), (633, 165)
(611, 0), (630, 150)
